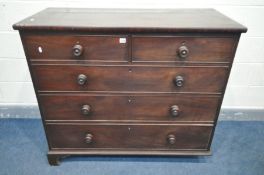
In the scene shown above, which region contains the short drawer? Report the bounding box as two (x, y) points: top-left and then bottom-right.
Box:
(39, 94), (220, 122)
(32, 65), (229, 93)
(22, 35), (128, 61)
(46, 123), (212, 150)
(132, 36), (236, 62)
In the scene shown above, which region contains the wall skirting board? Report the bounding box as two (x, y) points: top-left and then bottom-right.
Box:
(0, 105), (263, 120)
(0, 105), (40, 119)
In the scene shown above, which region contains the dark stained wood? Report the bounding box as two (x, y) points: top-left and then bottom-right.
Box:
(13, 8), (247, 33)
(14, 8), (247, 165)
(47, 154), (61, 166)
(207, 34), (241, 149)
(48, 149), (211, 156)
(31, 65), (229, 93)
(31, 65), (130, 91)
(46, 123), (212, 149)
(132, 36), (236, 62)
(30, 60), (231, 67)
(39, 94), (220, 122)
(47, 149), (211, 165)
(22, 34), (128, 61)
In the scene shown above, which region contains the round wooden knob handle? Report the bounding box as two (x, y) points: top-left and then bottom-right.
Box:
(170, 105), (179, 117)
(72, 44), (83, 57)
(174, 75), (184, 87)
(85, 133), (93, 144)
(81, 105), (91, 116)
(178, 45), (189, 58)
(167, 134), (176, 145)
(77, 74), (87, 85)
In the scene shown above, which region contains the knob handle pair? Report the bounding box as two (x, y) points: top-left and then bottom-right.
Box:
(72, 44), (189, 59)
(85, 133), (176, 145)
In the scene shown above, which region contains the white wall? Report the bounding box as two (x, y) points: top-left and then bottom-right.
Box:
(0, 0), (263, 109)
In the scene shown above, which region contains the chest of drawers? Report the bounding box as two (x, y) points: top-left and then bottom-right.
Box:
(13, 8), (247, 165)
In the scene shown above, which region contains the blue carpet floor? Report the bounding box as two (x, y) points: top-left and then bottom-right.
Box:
(0, 119), (263, 175)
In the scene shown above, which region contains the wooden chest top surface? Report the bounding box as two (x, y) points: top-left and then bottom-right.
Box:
(13, 8), (247, 33)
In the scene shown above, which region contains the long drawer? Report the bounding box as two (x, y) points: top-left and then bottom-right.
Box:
(132, 36), (236, 62)
(46, 123), (212, 150)
(22, 35), (129, 61)
(32, 65), (229, 93)
(39, 94), (220, 122)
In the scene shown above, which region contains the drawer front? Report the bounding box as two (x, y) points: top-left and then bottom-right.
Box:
(32, 65), (228, 93)
(132, 36), (236, 62)
(40, 94), (220, 122)
(23, 35), (128, 61)
(47, 124), (212, 149)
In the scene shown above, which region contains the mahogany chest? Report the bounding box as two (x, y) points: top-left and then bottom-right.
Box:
(13, 8), (247, 165)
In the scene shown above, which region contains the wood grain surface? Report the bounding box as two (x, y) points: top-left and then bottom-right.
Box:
(31, 65), (229, 93)
(22, 34), (128, 61)
(39, 94), (220, 122)
(132, 36), (236, 62)
(13, 8), (247, 33)
(46, 123), (212, 150)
